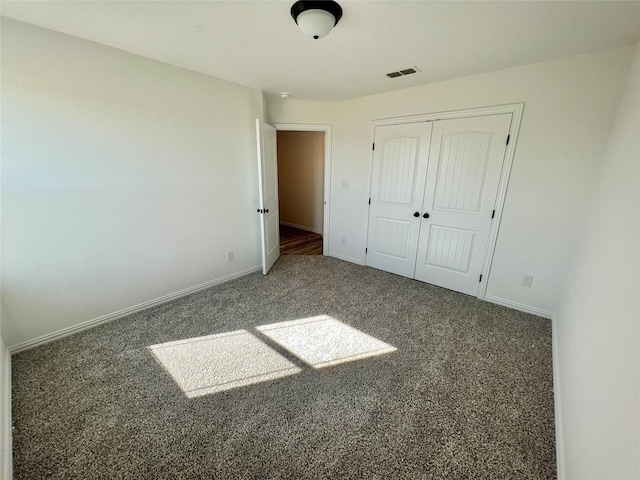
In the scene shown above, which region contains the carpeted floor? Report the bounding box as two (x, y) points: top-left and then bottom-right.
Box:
(11, 256), (556, 479)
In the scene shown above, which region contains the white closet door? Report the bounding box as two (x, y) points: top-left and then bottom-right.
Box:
(414, 114), (511, 295)
(365, 122), (432, 278)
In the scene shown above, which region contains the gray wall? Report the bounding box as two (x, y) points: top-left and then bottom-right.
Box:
(555, 43), (640, 479)
(1, 19), (264, 347)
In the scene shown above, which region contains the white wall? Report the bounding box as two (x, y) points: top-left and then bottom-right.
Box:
(554, 43), (640, 479)
(267, 47), (634, 314)
(1, 19), (264, 348)
(277, 131), (324, 234)
(266, 99), (335, 127)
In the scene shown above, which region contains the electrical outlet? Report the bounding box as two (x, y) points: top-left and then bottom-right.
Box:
(341, 236), (347, 244)
(521, 275), (533, 287)
(342, 179), (349, 189)
(227, 251), (234, 262)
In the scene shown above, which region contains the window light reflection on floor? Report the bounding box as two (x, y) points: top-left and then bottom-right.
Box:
(149, 330), (302, 398)
(256, 315), (397, 369)
(149, 316), (397, 398)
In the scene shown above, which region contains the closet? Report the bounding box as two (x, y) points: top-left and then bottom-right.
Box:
(365, 113), (512, 296)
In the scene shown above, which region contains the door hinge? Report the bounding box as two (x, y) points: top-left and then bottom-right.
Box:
(365, 248), (368, 254)
(491, 209), (495, 219)
(372, 143), (375, 151)
(368, 198), (371, 205)
(479, 274), (483, 282)
(506, 134), (510, 145)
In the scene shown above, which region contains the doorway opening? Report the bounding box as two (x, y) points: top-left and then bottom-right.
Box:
(275, 124), (332, 256)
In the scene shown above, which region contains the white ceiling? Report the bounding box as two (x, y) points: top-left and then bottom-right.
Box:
(2, 1), (639, 101)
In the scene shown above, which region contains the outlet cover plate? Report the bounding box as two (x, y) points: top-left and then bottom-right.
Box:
(521, 275), (533, 287)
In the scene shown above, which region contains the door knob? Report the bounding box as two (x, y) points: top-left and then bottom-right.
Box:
(423, 213), (430, 219)
(264, 209), (269, 213)
(413, 212), (420, 217)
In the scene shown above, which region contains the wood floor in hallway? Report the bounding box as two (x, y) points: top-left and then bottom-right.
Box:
(280, 225), (323, 255)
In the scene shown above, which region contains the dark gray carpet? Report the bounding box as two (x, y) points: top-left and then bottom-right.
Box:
(11, 256), (556, 479)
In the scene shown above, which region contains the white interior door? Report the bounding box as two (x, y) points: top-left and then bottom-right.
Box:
(256, 119), (280, 275)
(414, 114), (512, 295)
(365, 122), (432, 278)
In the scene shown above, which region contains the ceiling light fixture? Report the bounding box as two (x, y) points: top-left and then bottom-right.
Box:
(290, 1), (343, 40)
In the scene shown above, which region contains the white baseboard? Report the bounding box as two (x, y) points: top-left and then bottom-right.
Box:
(279, 221), (322, 235)
(327, 252), (365, 266)
(0, 340), (12, 479)
(483, 295), (553, 319)
(8, 265), (262, 354)
(551, 315), (566, 479)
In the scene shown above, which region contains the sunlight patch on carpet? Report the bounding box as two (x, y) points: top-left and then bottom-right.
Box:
(149, 330), (301, 397)
(256, 315), (396, 369)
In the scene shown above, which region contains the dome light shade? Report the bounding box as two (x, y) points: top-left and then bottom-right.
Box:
(296, 9), (335, 39)
(291, 1), (343, 40)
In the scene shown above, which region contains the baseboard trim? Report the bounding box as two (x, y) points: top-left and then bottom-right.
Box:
(551, 314), (566, 479)
(1, 341), (12, 479)
(279, 221), (322, 235)
(483, 295), (553, 319)
(8, 265), (262, 354)
(327, 252), (365, 266)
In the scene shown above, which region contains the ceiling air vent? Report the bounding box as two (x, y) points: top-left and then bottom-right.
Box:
(386, 66), (421, 78)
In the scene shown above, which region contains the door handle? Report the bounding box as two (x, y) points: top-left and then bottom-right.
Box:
(265, 209), (269, 213)
(423, 213), (430, 219)
(413, 212), (420, 217)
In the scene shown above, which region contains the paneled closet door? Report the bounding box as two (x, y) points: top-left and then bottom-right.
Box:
(414, 114), (512, 295)
(365, 122), (432, 278)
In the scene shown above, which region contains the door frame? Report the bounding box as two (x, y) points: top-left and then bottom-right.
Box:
(274, 123), (332, 256)
(366, 103), (524, 299)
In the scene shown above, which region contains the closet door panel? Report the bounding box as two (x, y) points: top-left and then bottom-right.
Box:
(415, 114), (511, 295)
(365, 122), (432, 278)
